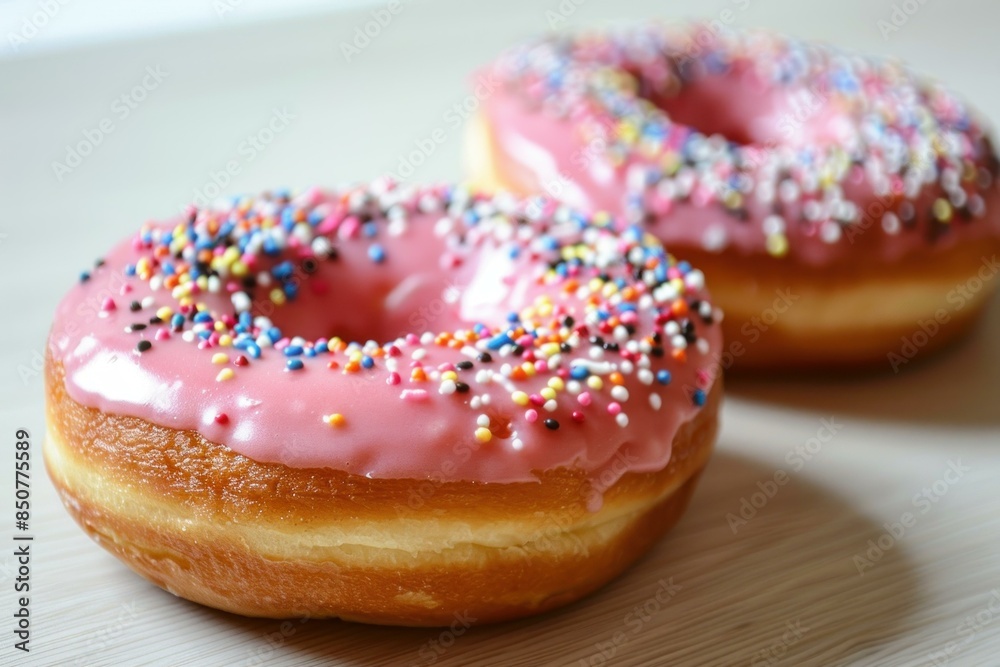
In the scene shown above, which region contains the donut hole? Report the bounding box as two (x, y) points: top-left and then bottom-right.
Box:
(639, 65), (840, 148)
(251, 246), (480, 345)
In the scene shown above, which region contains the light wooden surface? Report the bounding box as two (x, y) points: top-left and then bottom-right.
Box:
(3, 1), (1000, 665)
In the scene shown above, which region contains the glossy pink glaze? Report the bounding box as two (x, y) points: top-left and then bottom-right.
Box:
(480, 27), (1000, 267)
(48, 185), (721, 491)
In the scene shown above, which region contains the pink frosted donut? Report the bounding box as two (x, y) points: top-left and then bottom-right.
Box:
(45, 181), (721, 624)
(470, 25), (1000, 370)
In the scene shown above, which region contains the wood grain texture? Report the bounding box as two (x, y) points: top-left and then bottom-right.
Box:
(3, 0), (1000, 665)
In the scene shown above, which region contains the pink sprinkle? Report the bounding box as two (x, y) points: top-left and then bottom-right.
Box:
(405, 334), (419, 345)
(607, 402), (622, 416)
(119, 284), (132, 295)
(529, 394), (545, 406)
(535, 360), (548, 373)
(438, 363), (456, 372)
(339, 216), (360, 239)
(387, 372), (401, 386)
(154, 328), (171, 341)
(100, 297), (116, 311)
(572, 411), (585, 422)
(401, 389), (429, 402)
(387, 345), (402, 357)
(620, 311), (638, 325)
(578, 392), (592, 406)
(525, 409), (538, 423)
(214, 413), (229, 425)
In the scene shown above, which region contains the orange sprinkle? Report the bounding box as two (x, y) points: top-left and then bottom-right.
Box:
(411, 368), (427, 382)
(609, 371), (625, 385)
(671, 300), (689, 317)
(672, 348), (687, 363)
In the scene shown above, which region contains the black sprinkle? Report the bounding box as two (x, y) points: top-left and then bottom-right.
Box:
(148, 316), (163, 325)
(563, 316), (575, 328)
(455, 382), (470, 393)
(477, 352), (493, 363)
(543, 419), (559, 430)
(126, 323), (148, 332)
(456, 360), (474, 371)
(136, 340), (152, 353)
(129, 300), (142, 312)
(79, 272), (91, 283)
(559, 342), (572, 353)
(95, 258), (106, 268)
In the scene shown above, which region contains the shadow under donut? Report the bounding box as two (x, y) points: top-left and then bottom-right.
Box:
(191, 449), (922, 667)
(726, 293), (1000, 428)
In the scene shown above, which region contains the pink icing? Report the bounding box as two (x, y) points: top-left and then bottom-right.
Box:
(480, 26), (1000, 267)
(48, 183), (721, 491)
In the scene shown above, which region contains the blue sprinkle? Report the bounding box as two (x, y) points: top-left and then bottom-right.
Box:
(677, 261), (692, 274)
(284, 345), (304, 357)
(171, 314), (185, 328)
(283, 282), (298, 301)
(506, 312), (520, 323)
(193, 312), (213, 323)
(361, 356), (374, 369)
(124, 264), (136, 277)
(304, 347), (317, 358)
(267, 327), (282, 343)
(570, 365), (590, 380)
(315, 340), (329, 354)
(368, 244), (386, 263)
(656, 370), (672, 385)
(362, 221), (378, 237)
(286, 358), (304, 371)
(79, 271), (90, 282)
(692, 389), (706, 406)
(246, 342), (262, 359)
(487, 333), (514, 350)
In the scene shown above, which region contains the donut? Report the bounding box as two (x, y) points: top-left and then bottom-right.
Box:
(469, 25), (1000, 371)
(44, 181), (722, 625)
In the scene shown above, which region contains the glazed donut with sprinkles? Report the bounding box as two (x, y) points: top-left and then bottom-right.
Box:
(44, 180), (721, 625)
(469, 24), (1000, 370)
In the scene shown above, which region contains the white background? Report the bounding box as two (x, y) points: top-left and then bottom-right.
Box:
(2, 0), (1000, 665)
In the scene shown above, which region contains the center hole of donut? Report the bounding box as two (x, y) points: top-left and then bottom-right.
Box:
(257, 264), (471, 345)
(640, 70), (823, 147)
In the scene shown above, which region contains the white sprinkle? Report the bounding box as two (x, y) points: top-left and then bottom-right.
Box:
(543, 399), (558, 412)
(611, 386), (630, 402)
(439, 380), (457, 395)
(615, 413), (629, 428)
(638, 369), (653, 385)
(650, 393), (662, 410)
(476, 414), (490, 427)
(511, 438), (524, 451)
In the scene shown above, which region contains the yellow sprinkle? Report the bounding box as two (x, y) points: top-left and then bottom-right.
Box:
(933, 198), (952, 223)
(474, 427), (493, 443)
(540, 387), (556, 401)
(521, 362), (537, 377)
(441, 370), (458, 382)
(156, 306), (173, 320)
(216, 368), (235, 382)
(214, 320), (226, 332)
(765, 233), (789, 258)
(547, 377), (565, 391)
(231, 261), (248, 277)
(511, 391), (529, 406)
(211, 353), (229, 364)
(324, 413), (346, 427)
(219, 335), (233, 347)
(587, 376), (604, 390)
(270, 288), (286, 306)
